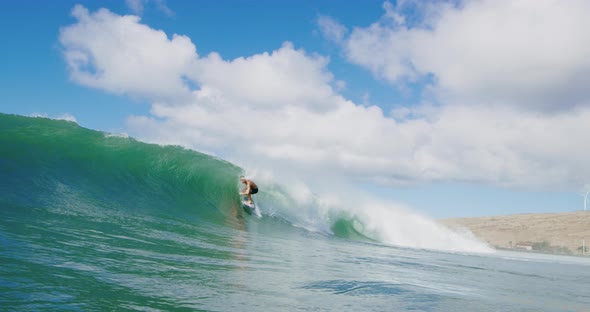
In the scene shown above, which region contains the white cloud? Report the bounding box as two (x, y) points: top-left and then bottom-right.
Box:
(189, 43), (337, 111)
(407, 104), (590, 189)
(341, 0), (590, 112)
(59, 5), (590, 193)
(125, 0), (173, 16)
(318, 15), (348, 44)
(154, 0), (174, 17)
(125, 0), (144, 15)
(59, 5), (193, 101)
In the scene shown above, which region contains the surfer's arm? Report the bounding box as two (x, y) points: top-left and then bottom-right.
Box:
(239, 184), (251, 195)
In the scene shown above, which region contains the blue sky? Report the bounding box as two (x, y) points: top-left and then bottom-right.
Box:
(1, 0), (589, 218)
(0, 0), (409, 130)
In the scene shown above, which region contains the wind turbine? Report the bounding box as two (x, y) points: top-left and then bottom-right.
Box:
(584, 191), (589, 211)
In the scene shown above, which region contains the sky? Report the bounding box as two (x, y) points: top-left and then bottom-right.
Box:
(1, 0), (590, 218)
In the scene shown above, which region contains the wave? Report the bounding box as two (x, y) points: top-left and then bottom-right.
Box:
(0, 113), (491, 253)
(0, 114), (241, 224)
(250, 176), (492, 253)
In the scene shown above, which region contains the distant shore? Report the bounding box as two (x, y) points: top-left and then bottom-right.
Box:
(440, 211), (590, 256)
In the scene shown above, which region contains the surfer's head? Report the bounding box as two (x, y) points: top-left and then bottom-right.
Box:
(239, 176), (246, 183)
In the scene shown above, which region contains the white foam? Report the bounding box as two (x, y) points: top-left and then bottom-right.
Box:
(30, 112), (78, 123)
(104, 132), (129, 138)
(248, 172), (493, 254)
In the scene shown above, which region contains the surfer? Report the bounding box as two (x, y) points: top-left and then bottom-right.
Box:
(239, 176), (258, 205)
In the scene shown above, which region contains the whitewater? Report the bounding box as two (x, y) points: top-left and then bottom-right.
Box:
(1, 113), (589, 311)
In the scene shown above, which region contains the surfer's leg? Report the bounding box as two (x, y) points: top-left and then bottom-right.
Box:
(247, 194), (253, 204)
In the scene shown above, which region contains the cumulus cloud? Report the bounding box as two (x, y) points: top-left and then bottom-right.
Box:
(189, 43), (337, 112)
(59, 5), (590, 193)
(125, 0), (173, 16)
(59, 5), (193, 101)
(339, 0), (590, 112)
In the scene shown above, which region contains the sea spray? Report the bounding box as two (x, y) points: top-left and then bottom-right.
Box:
(342, 199), (493, 253)
(241, 171), (493, 253)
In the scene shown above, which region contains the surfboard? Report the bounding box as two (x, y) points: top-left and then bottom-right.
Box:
(242, 200), (261, 217)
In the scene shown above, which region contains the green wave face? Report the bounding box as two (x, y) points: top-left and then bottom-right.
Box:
(330, 217), (375, 242)
(0, 114), (242, 224)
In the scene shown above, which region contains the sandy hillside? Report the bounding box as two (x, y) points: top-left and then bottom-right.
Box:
(441, 211), (590, 255)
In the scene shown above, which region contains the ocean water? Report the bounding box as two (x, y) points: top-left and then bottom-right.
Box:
(1, 113), (589, 311)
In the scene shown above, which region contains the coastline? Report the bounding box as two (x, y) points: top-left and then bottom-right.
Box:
(440, 211), (590, 256)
